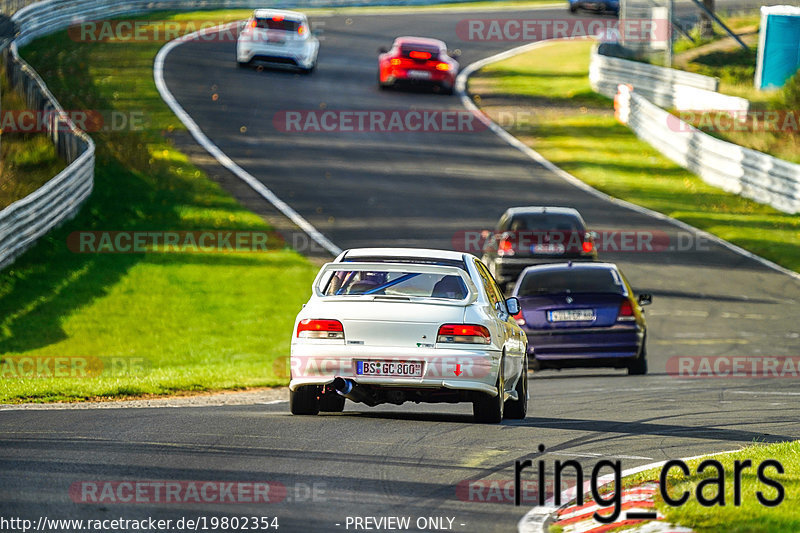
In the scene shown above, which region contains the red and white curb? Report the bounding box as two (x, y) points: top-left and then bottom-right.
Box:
(516, 451), (740, 533)
(551, 482), (692, 533)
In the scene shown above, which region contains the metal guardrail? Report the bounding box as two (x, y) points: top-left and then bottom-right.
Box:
(0, 0), (497, 271)
(615, 84), (800, 214)
(590, 42), (716, 100)
(0, 32), (94, 270)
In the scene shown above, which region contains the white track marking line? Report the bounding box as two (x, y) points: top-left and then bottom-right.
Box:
(729, 390), (800, 396)
(455, 40), (800, 283)
(154, 22), (341, 257)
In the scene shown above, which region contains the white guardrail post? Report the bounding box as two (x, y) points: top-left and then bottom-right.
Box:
(598, 45), (800, 214)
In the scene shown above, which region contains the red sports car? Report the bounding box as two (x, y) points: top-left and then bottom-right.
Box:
(378, 37), (459, 94)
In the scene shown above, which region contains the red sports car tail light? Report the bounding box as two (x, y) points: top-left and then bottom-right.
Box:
(437, 324), (491, 344)
(390, 58), (402, 66)
(435, 62), (450, 71)
(297, 319), (345, 339)
(409, 50), (432, 60)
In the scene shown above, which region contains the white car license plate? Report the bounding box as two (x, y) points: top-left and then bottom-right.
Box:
(266, 32), (285, 44)
(531, 243), (565, 254)
(548, 309), (595, 322)
(356, 360), (423, 377)
(407, 70), (431, 79)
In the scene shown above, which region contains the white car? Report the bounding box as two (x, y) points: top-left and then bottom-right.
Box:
(289, 248), (529, 423)
(236, 9), (319, 73)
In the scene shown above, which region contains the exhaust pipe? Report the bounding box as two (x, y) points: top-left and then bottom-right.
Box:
(332, 377), (378, 406)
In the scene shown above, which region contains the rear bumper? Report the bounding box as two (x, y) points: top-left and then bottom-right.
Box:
(383, 68), (455, 87)
(289, 344), (501, 395)
(525, 326), (643, 362)
(237, 40), (317, 68)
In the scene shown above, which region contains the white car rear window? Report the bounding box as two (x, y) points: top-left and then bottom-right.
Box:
(254, 17), (301, 32)
(323, 270), (468, 300)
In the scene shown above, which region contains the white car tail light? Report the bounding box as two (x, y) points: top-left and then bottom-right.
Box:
(437, 324), (491, 344)
(297, 319), (344, 339)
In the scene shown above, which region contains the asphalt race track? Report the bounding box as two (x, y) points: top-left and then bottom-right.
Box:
(2, 4), (800, 532)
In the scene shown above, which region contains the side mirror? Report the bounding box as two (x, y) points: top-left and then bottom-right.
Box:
(448, 49), (461, 59)
(378, 46), (389, 54)
(505, 297), (520, 315)
(587, 230), (598, 240)
(637, 293), (652, 306)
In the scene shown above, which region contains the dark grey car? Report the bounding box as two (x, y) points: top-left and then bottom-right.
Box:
(482, 206), (599, 291)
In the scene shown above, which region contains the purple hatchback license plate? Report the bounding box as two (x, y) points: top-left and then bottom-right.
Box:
(548, 309), (595, 322)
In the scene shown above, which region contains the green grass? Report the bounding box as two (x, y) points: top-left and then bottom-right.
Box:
(664, 12), (799, 163)
(0, 69), (67, 208)
(672, 13), (761, 56)
(103, 0), (558, 24)
(623, 441), (800, 532)
(469, 40), (800, 272)
(0, 11), (319, 403)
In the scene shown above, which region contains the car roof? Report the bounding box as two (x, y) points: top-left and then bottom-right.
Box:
(520, 262), (620, 275)
(252, 9), (306, 20)
(503, 206), (582, 217)
(393, 36), (446, 48)
(339, 248), (472, 262)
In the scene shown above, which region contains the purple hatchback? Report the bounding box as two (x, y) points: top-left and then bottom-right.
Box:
(511, 262), (651, 375)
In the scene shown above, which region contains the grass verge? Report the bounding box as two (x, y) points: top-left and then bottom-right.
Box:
(623, 441), (800, 532)
(663, 13), (799, 163)
(0, 67), (67, 208)
(0, 11), (319, 403)
(469, 39), (800, 273)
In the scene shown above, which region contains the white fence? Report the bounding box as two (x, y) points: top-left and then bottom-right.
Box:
(0, 0), (490, 271)
(615, 84), (800, 214)
(590, 43), (748, 116)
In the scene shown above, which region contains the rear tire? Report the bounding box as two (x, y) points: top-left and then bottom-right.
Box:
(290, 386), (320, 415)
(627, 344), (648, 375)
(474, 360), (504, 423)
(569, 4), (578, 12)
(504, 357), (528, 419)
(318, 391), (345, 412)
